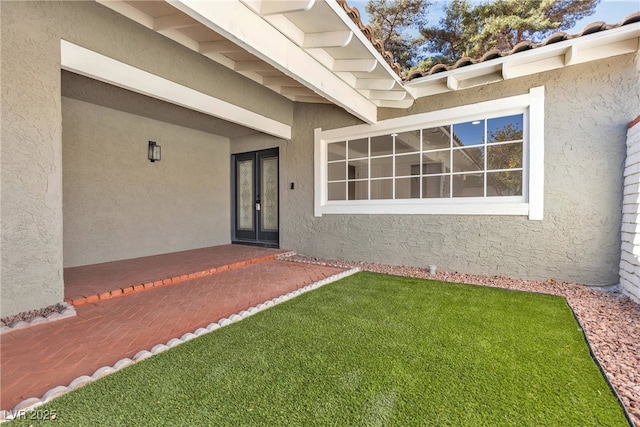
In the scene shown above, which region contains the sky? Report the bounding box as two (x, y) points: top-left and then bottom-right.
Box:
(349, 0), (640, 33)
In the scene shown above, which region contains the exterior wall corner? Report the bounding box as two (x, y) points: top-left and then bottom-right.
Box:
(620, 116), (640, 303)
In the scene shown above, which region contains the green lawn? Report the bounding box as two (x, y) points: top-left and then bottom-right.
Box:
(11, 272), (629, 426)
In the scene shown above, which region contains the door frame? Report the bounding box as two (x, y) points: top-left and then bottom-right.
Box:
(231, 148), (280, 248)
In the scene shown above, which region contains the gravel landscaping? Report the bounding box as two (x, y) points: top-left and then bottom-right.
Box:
(281, 254), (640, 426)
(1, 303), (68, 328)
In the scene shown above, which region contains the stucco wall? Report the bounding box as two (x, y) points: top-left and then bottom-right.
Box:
(1, 0), (292, 316)
(281, 53), (639, 286)
(2, 2), (64, 316)
(231, 133), (288, 156)
(63, 97), (230, 267)
(620, 117), (640, 303)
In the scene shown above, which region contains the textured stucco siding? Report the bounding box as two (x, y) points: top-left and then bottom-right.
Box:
(620, 118), (640, 303)
(280, 53), (639, 286)
(63, 98), (230, 267)
(231, 133), (289, 156)
(1, 0), (292, 316)
(2, 1), (64, 317)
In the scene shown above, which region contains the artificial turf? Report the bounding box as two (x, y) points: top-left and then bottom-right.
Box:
(10, 272), (629, 426)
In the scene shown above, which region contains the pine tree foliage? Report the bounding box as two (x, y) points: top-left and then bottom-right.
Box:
(365, 0), (600, 73)
(420, 0), (599, 69)
(365, 0), (431, 69)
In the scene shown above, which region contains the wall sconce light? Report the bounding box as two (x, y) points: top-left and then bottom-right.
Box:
(148, 141), (161, 162)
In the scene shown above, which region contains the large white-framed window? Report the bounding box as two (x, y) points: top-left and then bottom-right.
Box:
(314, 86), (544, 219)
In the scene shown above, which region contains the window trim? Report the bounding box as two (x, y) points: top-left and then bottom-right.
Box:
(314, 86), (544, 219)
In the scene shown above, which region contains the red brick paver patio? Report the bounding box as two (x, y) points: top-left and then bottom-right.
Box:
(1, 247), (344, 411)
(64, 244), (288, 305)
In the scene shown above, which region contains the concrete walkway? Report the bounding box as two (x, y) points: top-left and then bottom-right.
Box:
(1, 246), (344, 411)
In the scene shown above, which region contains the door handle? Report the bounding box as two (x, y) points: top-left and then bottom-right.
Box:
(256, 197), (261, 211)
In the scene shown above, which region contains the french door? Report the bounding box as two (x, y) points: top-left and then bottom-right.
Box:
(232, 148), (279, 247)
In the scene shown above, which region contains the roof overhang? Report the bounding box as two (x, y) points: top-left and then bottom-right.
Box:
(97, 0), (413, 124)
(94, 1), (638, 122)
(406, 22), (640, 99)
(61, 40), (292, 139)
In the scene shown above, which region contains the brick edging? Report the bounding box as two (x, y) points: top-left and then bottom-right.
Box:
(66, 254), (281, 307)
(0, 267), (360, 422)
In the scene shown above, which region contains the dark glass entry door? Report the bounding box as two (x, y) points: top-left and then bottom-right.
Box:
(232, 148), (279, 247)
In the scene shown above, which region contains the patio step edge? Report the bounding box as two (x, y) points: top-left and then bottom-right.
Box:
(65, 253), (287, 307)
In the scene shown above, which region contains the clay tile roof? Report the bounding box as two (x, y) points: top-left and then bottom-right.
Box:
(581, 21), (607, 35)
(623, 11), (640, 25)
(479, 48), (502, 61)
(542, 32), (570, 45)
(335, 2), (638, 81)
(452, 56), (475, 68)
(511, 40), (534, 53)
(429, 63), (449, 74)
(404, 10), (640, 81)
(336, 0), (402, 76)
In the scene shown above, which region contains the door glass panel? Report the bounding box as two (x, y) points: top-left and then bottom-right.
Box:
(237, 159), (254, 231)
(261, 156), (278, 232)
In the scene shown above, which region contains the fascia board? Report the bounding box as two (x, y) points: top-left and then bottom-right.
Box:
(170, 0), (378, 124)
(406, 23), (640, 98)
(323, 0), (405, 86)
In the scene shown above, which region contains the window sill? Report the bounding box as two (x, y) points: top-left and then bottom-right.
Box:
(314, 197), (530, 217)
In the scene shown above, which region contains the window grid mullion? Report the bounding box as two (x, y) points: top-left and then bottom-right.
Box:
(392, 133), (396, 200)
(419, 128), (423, 199)
(449, 125), (453, 198)
(484, 119), (488, 198)
(345, 140), (349, 201)
(367, 137), (371, 200)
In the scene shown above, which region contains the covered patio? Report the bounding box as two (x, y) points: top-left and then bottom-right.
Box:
(1, 245), (347, 413)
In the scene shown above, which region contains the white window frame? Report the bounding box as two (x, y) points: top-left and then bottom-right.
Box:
(314, 86), (544, 219)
